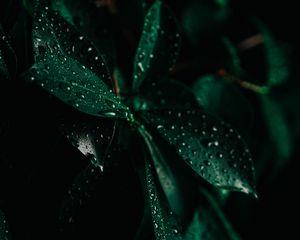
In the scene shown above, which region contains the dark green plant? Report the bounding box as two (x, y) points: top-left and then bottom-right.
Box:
(1, 0), (297, 239)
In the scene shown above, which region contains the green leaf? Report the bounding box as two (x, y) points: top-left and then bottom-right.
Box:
(193, 74), (253, 137)
(137, 78), (199, 111)
(182, 0), (229, 46)
(138, 125), (185, 217)
(0, 209), (11, 240)
(132, 0), (181, 93)
(51, 0), (115, 70)
(59, 113), (117, 170)
(60, 163), (103, 226)
(223, 37), (242, 76)
(144, 153), (183, 240)
(256, 20), (289, 87)
(25, 1), (129, 118)
(260, 95), (293, 176)
(139, 109), (257, 196)
(184, 188), (240, 240)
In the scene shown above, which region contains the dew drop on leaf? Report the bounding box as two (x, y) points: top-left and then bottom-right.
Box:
(140, 109), (257, 196)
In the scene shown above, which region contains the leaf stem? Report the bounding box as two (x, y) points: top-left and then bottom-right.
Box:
(218, 68), (270, 94)
(237, 34), (264, 51)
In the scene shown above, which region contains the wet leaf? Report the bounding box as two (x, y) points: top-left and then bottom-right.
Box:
(132, 0), (181, 93)
(59, 114), (116, 170)
(0, 209), (11, 240)
(184, 188), (240, 240)
(51, 0), (115, 70)
(144, 155), (183, 240)
(25, 1), (129, 118)
(138, 125), (185, 217)
(139, 109), (256, 196)
(59, 163), (103, 227)
(260, 95), (293, 176)
(256, 20), (289, 87)
(193, 74), (253, 137)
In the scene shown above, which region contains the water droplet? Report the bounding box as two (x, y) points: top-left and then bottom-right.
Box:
(101, 112), (116, 117)
(172, 226), (179, 234)
(204, 160), (211, 166)
(138, 62), (144, 72)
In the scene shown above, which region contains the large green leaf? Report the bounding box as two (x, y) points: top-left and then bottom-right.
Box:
(144, 153), (183, 240)
(139, 109), (256, 196)
(25, 1), (129, 118)
(51, 0), (115, 70)
(0, 209), (11, 240)
(132, 0), (181, 93)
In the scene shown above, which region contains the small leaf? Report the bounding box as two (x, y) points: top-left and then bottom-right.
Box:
(139, 109), (256, 196)
(223, 37), (242, 76)
(260, 95), (293, 176)
(256, 20), (289, 87)
(184, 188), (240, 240)
(59, 163), (103, 227)
(25, 1), (129, 118)
(193, 74), (253, 136)
(0, 209), (11, 240)
(59, 113), (116, 170)
(132, 0), (181, 93)
(144, 155), (183, 240)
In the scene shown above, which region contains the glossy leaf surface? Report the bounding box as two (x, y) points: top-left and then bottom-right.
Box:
(132, 0), (181, 93)
(140, 110), (256, 195)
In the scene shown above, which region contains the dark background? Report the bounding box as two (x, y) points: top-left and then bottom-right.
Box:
(1, 0), (299, 239)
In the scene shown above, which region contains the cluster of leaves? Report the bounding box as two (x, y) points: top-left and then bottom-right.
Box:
(1, 0), (297, 239)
